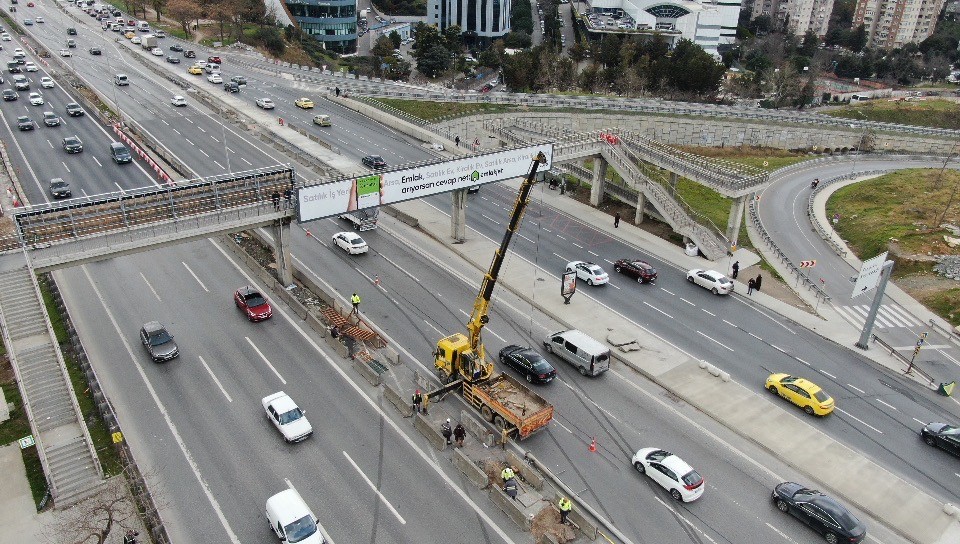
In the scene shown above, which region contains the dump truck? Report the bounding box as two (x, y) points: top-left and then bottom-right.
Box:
(426, 151), (553, 440)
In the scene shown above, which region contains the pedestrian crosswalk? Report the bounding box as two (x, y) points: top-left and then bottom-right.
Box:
(833, 303), (924, 329)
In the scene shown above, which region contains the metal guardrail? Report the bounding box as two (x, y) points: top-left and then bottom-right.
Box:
(871, 334), (936, 387)
(806, 169), (894, 259)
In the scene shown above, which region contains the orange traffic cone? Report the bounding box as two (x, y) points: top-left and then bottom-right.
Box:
(374, 274), (380, 286)
(588, 438), (596, 453)
(305, 229), (312, 238)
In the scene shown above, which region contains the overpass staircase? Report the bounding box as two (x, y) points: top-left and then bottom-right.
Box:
(0, 255), (103, 507)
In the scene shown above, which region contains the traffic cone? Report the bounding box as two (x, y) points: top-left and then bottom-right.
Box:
(374, 274), (380, 286)
(588, 438), (596, 453)
(305, 229), (312, 238)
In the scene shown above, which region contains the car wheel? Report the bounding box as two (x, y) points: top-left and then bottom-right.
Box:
(712, 288), (719, 294)
(923, 436), (936, 447)
(776, 499), (789, 513)
(768, 385), (778, 395)
(637, 276), (643, 283)
(587, 278), (594, 286)
(670, 489), (683, 501)
(526, 373), (533, 383)
(633, 461), (645, 474)
(614, 266), (621, 273)
(578, 366), (587, 376)
(687, 275), (694, 283)
(824, 533), (838, 544)
(545, 344), (553, 354)
(803, 405), (815, 415)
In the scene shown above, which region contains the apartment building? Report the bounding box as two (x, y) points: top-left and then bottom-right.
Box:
(853, 0), (946, 48)
(750, 0), (834, 36)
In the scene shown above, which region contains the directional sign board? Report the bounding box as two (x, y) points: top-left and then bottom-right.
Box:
(800, 260), (816, 268)
(852, 251), (888, 298)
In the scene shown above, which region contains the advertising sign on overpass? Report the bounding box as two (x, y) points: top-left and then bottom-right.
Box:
(296, 144), (554, 223)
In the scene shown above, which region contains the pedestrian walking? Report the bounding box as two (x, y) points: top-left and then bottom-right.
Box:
(501, 466), (516, 482)
(411, 389), (422, 414)
(731, 260), (739, 279)
(123, 530), (139, 544)
(614, 212), (621, 228)
(335, 86), (341, 97)
(350, 292), (361, 316)
(558, 497), (572, 524)
(441, 418), (453, 445)
(283, 187), (293, 209)
(453, 422), (466, 447)
(754, 273), (762, 292)
(270, 190), (281, 211)
(747, 278), (755, 295)
(455, 135), (461, 147)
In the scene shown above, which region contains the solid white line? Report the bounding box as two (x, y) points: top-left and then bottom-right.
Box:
(913, 418), (926, 425)
(660, 288), (675, 296)
(588, 251), (598, 256)
(139, 272), (161, 301)
(875, 399), (898, 411)
(835, 408), (883, 434)
(724, 319), (738, 327)
(701, 309), (715, 316)
(679, 298), (695, 306)
(819, 370), (837, 379)
(654, 497), (717, 543)
(181, 261), (209, 292)
(245, 336), (286, 384)
(608, 283), (620, 290)
(380, 254), (420, 283)
(423, 319), (444, 336)
(697, 330), (734, 351)
(749, 332), (762, 340)
(847, 384), (865, 394)
(551, 418), (573, 434)
(199, 148), (209, 157)
(481, 213), (497, 223)
(342, 450), (406, 524)
(198, 356), (232, 402)
(76, 266), (242, 543)
(643, 301), (673, 319)
(765, 522), (798, 543)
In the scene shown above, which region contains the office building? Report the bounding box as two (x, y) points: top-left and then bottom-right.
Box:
(281, 0), (358, 53)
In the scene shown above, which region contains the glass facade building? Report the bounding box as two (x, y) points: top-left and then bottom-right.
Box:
(283, 0), (357, 53)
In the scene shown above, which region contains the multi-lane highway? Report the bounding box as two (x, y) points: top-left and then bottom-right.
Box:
(4, 2), (958, 543)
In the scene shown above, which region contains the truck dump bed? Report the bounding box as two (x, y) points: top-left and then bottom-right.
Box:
(467, 373), (553, 439)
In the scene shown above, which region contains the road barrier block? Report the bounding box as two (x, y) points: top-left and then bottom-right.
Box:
(453, 448), (488, 489)
(460, 409), (494, 446)
(506, 450), (543, 491)
(352, 358), (381, 386)
(490, 485), (531, 530)
(413, 413), (446, 451)
(382, 380), (412, 417)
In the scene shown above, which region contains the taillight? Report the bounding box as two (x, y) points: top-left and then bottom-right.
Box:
(684, 479), (703, 491)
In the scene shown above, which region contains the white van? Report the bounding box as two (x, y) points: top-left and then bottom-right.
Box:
(136, 20), (149, 31)
(543, 329), (611, 376)
(114, 74), (129, 86)
(265, 489), (325, 543)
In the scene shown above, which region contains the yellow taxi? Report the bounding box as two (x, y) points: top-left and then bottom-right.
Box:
(294, 97), (314, 109)
(124, 31), (136, 39)
(765, 373), (834, 416)
(187, 65), (202, 75)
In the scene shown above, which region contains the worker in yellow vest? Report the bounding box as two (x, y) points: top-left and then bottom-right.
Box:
(350, 293), (361, 316)
(558, 496), (572, 524)
(501, 466), (515, 482)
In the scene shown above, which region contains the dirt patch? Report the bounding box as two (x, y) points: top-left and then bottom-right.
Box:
(531, 506), (576, 543)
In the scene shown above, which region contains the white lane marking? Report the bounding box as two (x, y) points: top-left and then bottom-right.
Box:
(875, 399), (898, 411)
(518, 234), (534, 243)
(588, 251), (598, 256)
(172, 128), (181, 135)
(765, 522), (799, 543)
(835, 408), (883, 434)
(62, 162), (71, 172)
(553, 252), (569, 262)
(245, 336), (286, 384)
(197, 126), (206, 133)
(724, 319), (738, 327)
(913, 418), (926, 425)
(654, 497), (717, 544)
(551, 418), (573, 434)
(608, 283), (620, 290)
(181, 261), (209, 291)
(198, 355), (232, 402)
(643, 301), (673, 319)
(199, 148), (209, 157)
(701, 309), (715, 316)
(93, 156), (102, 167)
(423, 319), (444, 336)
(659, 287), (675, 295)
(556, 235), (566, 240)
(380, 254), (420, 283)
(139, 272), (161, 301)
(572, 243), (583, 249)
(75, 266), (242, 544)
(542, 227), (551, 233)
(749, 332), (762, 340)
(679, 298), (695, 306)
(796, 357), (811, 366)
(604, 259), (614, 265)
(213, 160), (225, 170)
(819, 370), (837, 379)
(847, 384), (865, 394)
(481, 213), (497, 223)
(771, 345), (785, 353)
(240, 157), (252, 165)
(210, 135), (219, 142)
(342, 450), (406, 524)
(697, 330), (734, 352)
(184, 137), (194, 146)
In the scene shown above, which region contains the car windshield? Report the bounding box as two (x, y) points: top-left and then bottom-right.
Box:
(147, 330), (171, 346)
(813, 390), (830, 402)
(372, 155), (384, 162)
(940, 425), (958, 435)
(682, 470), (702, 486)
(283, 514), (318, 543)
(531, 360), (553, 372)
(279, 408), (303, 425)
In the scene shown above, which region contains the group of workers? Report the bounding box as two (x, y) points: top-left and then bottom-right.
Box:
(500, 466), (573, 524)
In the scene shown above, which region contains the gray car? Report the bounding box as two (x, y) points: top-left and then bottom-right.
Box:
(139, 321), (179, 362)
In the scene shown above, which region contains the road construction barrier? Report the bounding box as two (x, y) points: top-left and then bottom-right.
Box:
(452, 449), (488, 489)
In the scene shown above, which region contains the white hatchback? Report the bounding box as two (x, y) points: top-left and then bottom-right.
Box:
(262, 391), (313, 443)
(686, 269), (733, 295)
(256, 97), (275, 109)
(565, 260), (609, 285)
(170, 95), (186, 107)
(631, 448), (704, 502)
(332, 231), (368, 255)
(40, 77), (55, 88)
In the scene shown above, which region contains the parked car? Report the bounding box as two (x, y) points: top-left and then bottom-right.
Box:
(686, 269), (733, 295)
(772, 482), (866, 543)
(262, 391), (313, 443)
(331, 231), (368, 255)
(920, 422), (960, 457)
(631, 448), (704, 502)
(765, 373), (834, 416)
(234, 286), (272, 321)
(613, 258), (657, 283)
(498, 345), (556, 383)
(565, 261), (609, 286)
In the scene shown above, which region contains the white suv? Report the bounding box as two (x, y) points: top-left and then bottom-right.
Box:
(565, 260), (609, 286)
(265, 488), (325, 543)
(262, 391), (312, 443)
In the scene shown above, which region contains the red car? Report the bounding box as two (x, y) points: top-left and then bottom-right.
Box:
(207, 56), (221, 64)
(613, 258), (658, 284)
(27, 1), (34, 6)
(234, 286), (272, 321)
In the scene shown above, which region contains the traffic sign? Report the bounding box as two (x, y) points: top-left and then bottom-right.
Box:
(800, 260), (816, 268)
(852, 252), (888, 298)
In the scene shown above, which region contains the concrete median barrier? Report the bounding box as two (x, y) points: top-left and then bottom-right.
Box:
(453, 449), (488, 489)
(413, 413), (446, 451)
(553, 492), (598, 540)
(506, 450), (543, 491)
(490, 485), (531, 530)
(352, 359), (381, 386)
(383, 380), (413, 418)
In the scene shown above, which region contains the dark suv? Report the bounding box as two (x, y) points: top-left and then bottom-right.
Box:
(223, 81), (239, 93)
(139, 321), (179, 362)
(2, 89), (18, 101)
(49, 178), (71, 198)
(362, 155), (387, 169)
(62, 136), (83, 153)
(109, 142), (131, 163)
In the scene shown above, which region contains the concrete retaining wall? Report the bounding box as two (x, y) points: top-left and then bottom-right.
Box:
(382, 205), (421, 227)
(383, 381), (413, 417)
(490, 485), (532, 530)
(461, 409), (496, 447)
(553, 492), (598, 540)
(413, 413), (446, 451)
(506, 451), (544, 491)
(453, 448), (489, 489)
(352, 359), (381, 386)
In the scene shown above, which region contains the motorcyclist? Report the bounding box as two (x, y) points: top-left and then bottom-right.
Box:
(810, 178), (820, 189)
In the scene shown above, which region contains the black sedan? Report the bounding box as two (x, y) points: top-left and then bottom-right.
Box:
(921, 422), (960, 457)
(65, 102), (84, 116)
(362, 155), (387, 169)
(49, 178), (71, 198)
(169, 43), (183, 52)
(613, 258), (658, 283)
(89, 47), (101, 55)
(17, 116), (34, 130)
(2, 89), (18, 101)
(165, 55), (180, 64)
(62, 135), (83, 153)
(498, 345), (556, 384)
(772, 482), (865, 544)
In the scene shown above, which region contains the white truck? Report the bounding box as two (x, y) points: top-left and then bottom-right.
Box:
(141, 34), (157, 49)
(339, 208), (378, 231)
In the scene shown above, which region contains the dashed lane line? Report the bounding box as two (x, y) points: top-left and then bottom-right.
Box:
(643, 301), (673, 319)
(875, 399), (898, 411)
(697, 330), (734, 352)
(835, 408), (883, 434)
(245, 336), (286, 384)
(847, 384), (865, 394)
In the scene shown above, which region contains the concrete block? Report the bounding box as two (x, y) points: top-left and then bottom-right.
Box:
(325, 335), (349, 358)
(460, 409), (495, 446)
(554, 492), (598, 540)
(381, 346), (400, 366)
(383, 381), (413, 417)
(305, 311), (327, 337)
(490, 485), (531, 530)
(353, 358), (381, 386)
(413, 414), (446, 451)
(453, 448), (488, 489)
(278, 289), (307, 319)
(506, 450), (544, 491)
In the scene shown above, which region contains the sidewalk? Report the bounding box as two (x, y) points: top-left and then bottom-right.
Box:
(0, 444), (43, 544)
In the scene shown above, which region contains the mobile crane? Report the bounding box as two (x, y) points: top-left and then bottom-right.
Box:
(427, 151), (554, 440)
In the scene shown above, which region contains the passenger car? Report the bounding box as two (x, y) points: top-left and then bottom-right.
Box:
(765, 373), (834, 416)
(920, 422), (960, 457)
(139, 321), (179, 362)
(89, 47), (101, 55)
(230, 75), (246, 85)
(207, 55), (222, 64)
(59, 48), (73, 57)
(361, 155), (386, 169)
(43, 111), (60, 126)
(262, 392), (313, 443)
(151, 47), (163, 56)
(23, 19), (33, 25)
(2, 89), (18, 101)
(187, 64), (202, 75)
(631, 448), (704, 502)
(234, 286), (272, 321)
(256, 97), (274, 109)
(28, 92), (43, 105)
(498, 345), (556, 383)
(313, 114), (331, 127)
(686, 269), (733, 295)
(62, 136), (83, 153)
(165, 55), (180, 64)
(40, 76), (54, 88)
(169, 43), (183, 52)
(565, 261), (609, 286)
(223, 81), (239, 93)
(131, 36), (141, 44)
(613, 258), (657, 283)
(206, 73), (222, 84)
(66, 39), (77, 48)
(67, 27), (77, 35)
(294, 97), (314, 109)
(170, 95), (186, 107)
(65, 102), (84, 116)
(25, 62), (38, 72)
(331, 231), (368, 254)
(773, 482), (865, 544)
(265, 489), (324, 544)
(16, 116), (32, 131)
(13, 75), (29, 90)
(49, 177), (71, 198)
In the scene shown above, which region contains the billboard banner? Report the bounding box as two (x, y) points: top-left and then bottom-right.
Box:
(297, 144), (554, 223)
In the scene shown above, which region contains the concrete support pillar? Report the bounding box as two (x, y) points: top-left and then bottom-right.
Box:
(273, 217), (293, 286)
(451, 189), (466, 243)
(590, 158), (606, 207)
(635, 191), (645, 224)
(668, 171), (678, 197)
(725, 195), (747, 249)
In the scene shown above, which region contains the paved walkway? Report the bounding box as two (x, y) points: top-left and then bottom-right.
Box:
(0, 444), (44, 544)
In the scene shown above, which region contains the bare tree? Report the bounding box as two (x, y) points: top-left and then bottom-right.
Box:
(167, 0), (200, 38)
(151, 0), (166, 21)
